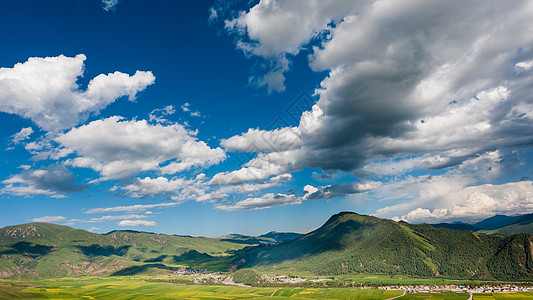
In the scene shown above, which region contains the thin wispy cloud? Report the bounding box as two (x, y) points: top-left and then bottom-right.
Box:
(101, 0), (120, 12)
(11, 127), (33, 144)
(84, 203), (178, 214)
(31, 216), (66, 223)
(118, 220), (156, 227)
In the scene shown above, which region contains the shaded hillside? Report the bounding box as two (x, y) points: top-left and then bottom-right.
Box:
(487, 233), (533, 278)
(220, 234), (275, 245)
(230, 212), (441, 276)
(430, 222), (480, 231)
(474, 215), (524, 230)
(482, 214), (533, 235)
(230, 212), (531, 280)
(259, 231), (303, 242)
(0, 223), (246, 280)
(221, 231), (303, 245)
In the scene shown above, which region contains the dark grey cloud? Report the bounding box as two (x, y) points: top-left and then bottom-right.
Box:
(220, 0), (533, 180)
(304, 181), (381, 200)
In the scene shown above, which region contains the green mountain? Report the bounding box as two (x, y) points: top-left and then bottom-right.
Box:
(0, 223), (246, 280)
(229, 212), (533, 280)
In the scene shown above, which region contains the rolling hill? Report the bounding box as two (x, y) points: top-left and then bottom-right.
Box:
(0, 223), (247, 279)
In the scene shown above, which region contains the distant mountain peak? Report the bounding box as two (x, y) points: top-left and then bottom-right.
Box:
(258, 231), (303, 242)
(474, 214), (524, 230)
(513, 213), (533, 225)
(322, 211), (376, 227)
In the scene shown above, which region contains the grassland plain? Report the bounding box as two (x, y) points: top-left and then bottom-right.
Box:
(0, 276), (405, 299)
(328, 274), (532, 287)
(395, 291), (468, 299)
(251, 272), (533, 288)
(0, 276), (533, 300)
(471, 294), (533, 299)
(4, 276), (533, 299)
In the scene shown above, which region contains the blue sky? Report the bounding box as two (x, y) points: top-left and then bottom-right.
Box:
(1, 0), (533, 236)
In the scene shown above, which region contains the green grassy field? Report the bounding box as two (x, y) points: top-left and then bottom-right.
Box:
(0, 277), (403, 299)
(3, 277), (533, 299)
(258, 272), (531, 287)
(331, 274), (521, 286)
(472, 293), (533, 299)
(397, 291), (469, 299)
(396, 292), (533, 300)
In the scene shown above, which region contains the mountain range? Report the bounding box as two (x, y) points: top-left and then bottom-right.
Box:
(2, 212), (533, 280)
(220, 231), (303, 245)
(432, 213), (533, 234)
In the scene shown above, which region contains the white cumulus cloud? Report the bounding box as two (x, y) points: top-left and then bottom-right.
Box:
(370, 151), (532, 222)
(0, 54), (155, 131)
(221, 127), (301, 152)
(210, 150), (300, 185)
(394, 181), (533, 223)
(516, 60), (533, 71)
(56, 116), (225, 181)
(225, 0), (361, 92)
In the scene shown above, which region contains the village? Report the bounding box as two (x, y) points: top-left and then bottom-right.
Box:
(156, 270), (533, 296)
(381, 283), (533, 294)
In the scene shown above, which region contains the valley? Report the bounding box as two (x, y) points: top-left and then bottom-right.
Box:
(3, 211), (533, 299)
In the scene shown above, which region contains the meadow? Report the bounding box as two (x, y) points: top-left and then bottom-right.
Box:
(0, 276), (403, 299)
(3, 276), (533, 299)
(258, 272), (533, 287)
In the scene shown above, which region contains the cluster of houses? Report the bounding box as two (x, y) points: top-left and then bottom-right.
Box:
(380, 284), (533, 294)
(157, 270), (533, 294)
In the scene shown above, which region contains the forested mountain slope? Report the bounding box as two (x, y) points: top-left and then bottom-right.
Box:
(230, 212), (533, 280)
